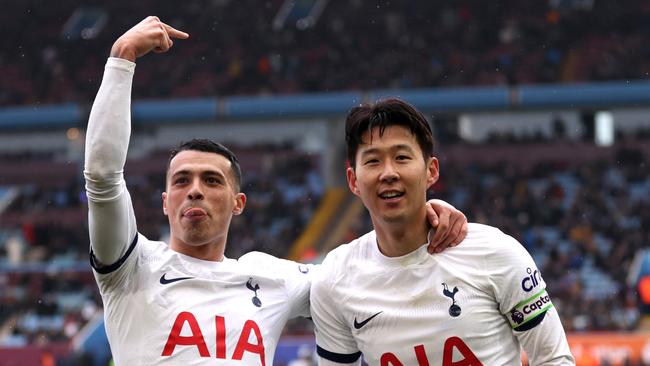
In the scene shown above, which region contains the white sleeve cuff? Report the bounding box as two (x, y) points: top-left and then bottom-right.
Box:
(106, 57), (136, 72)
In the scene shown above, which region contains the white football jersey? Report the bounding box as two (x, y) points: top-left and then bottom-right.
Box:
(92, 233), (313, 366)
(310, 223), (574, 366)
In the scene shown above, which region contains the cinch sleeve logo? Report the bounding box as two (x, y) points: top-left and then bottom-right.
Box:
(520, 267), (543, 292)
(507, 289), (553, 329)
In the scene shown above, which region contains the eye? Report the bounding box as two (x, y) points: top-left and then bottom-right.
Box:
(363, 158), (379, 166)
(206, 176), (221, 185)
(396, 155), (411, 161)
(174, 177), (188, 185)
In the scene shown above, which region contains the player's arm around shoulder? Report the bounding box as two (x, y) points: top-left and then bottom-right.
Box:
(484, 227), (575, 365)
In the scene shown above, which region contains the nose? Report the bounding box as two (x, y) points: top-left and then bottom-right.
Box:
(187, 179), (204, 200)
(379, 161), (399, 183)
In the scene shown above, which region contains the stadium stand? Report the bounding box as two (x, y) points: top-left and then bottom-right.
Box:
(2, 0), (650, 106)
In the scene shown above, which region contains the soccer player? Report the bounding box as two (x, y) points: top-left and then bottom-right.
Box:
(310, 99), (576, 365)
(84, 17), (467, 365)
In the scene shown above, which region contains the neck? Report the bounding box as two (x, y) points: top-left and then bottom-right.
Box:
(372, 210), (429, 257)
(169, 235), (227, 261)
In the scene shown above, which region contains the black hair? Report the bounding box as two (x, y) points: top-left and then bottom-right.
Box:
(345, 98), (435, 169)
(168, 139), (242, 190)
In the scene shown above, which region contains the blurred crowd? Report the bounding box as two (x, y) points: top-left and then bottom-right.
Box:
(2, 0), (650, 106)
(441, 155), (648, 333)
(0, 145), (323, 348)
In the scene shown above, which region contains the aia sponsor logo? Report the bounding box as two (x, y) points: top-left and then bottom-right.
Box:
(162, 312), (266, 365)
(379, 337), (483, 366)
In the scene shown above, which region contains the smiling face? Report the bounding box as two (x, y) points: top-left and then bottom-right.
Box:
(162, 150), (246, 258)
(347, 125), (439, 225)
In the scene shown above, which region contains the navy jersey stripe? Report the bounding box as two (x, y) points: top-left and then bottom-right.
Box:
(90, 233), (138, 274)
(317, 345), (362, 363)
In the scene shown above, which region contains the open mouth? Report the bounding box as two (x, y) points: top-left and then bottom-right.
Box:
(379, 191), (405, 200)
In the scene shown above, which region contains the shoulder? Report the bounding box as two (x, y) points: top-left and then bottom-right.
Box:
(239, 251), (285, 274)
(239, 250), (279, 265)
(93, 233), (162, 275)
(465, 223), (510, 242)
(136, 234), (171, 259)
(321, 231), (374, 271)
(464, 224), (545, 293)
(239, 251), (301, 269)
(443, 223), (534, 275)
(239, 251), (310, 280)
(313, 231), (374, 292)
(463, 223), (527, 253)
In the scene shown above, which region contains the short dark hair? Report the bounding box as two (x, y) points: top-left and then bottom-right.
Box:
(345, 98), (435, 169)
(168, 139), (243, 190)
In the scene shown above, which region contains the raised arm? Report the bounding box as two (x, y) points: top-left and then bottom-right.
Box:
(84, 17), (188, 266)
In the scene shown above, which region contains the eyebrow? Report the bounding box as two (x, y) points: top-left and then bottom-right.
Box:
(171, 169), (225, 179)
(360, 144), (416, 156)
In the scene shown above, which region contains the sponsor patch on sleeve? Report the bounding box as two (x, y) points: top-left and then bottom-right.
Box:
(506, 288), (553, 329)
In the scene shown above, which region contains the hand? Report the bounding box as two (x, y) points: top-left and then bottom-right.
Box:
(425, 199), (468, 254)
(110, 16), (189, 62)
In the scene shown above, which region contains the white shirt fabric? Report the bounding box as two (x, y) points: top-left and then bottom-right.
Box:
(84, 58), (312, 365)
(93, 236), (312, 365)
(310, 223), (575, 366)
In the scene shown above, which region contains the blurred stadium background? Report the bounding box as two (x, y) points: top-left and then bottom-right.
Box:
(1, 0), (650, 365)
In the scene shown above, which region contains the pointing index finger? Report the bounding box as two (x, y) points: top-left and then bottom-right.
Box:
(163, 23), (190, 39)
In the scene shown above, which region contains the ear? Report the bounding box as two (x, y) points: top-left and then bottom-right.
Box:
(426, 157), (440, 189)
(232, 192), (247, 215)
(162, 191), (168, 216)
(346, 167), (361, 197)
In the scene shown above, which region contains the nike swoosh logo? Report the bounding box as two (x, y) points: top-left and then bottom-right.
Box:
(353, 311), (383, 329)
(159, 273), (194, 285)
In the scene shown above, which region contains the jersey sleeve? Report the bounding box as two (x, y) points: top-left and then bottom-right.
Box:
(516, 307), (575, 365)
(310, 251), (362, 365)
(489, 233), (575, 364)
(84, 57), (138, 273)
(279, 257), (314, 318)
